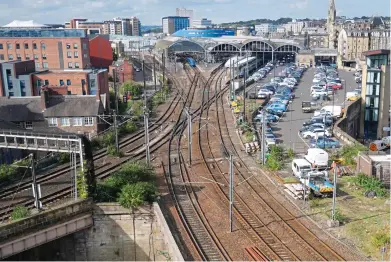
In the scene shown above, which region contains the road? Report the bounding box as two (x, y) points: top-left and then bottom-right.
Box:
(131, 59), (153, 82)
(272, 67), (359, 154)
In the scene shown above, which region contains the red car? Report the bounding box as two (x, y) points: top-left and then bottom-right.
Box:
(327, 83), (342, 90)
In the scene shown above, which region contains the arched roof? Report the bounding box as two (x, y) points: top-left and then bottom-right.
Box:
(210, 43), (240, 52)
(274, 43), (301, 53)
(240, 39), (274, 52)
(167, 39), (205, 53)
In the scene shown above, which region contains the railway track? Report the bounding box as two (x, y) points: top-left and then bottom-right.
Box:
(202, 65), (346, 261)
(0, 66), (199, 221)
(165, 67), (230, 261)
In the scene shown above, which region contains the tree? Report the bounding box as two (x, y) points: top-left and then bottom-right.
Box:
(112, 48), (118, 61)
(120, 81), (142, 97)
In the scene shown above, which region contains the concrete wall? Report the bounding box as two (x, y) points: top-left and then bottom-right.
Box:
(333, 98), (361, 145)
(74, 203), (176, 261)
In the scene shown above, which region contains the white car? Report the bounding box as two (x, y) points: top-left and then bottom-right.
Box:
(258, 89), (273, 96)
(312, 90), (328, 98)
(301, 128), (331, 139)
(310, 86), (325, 93)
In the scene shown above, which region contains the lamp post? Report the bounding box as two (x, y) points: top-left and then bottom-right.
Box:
(342, 79), (346, 111)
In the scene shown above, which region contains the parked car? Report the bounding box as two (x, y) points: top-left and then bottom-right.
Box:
(310, 138), (340, 149)
(301, 128), (332, 139)
(265, 133), (276, 142)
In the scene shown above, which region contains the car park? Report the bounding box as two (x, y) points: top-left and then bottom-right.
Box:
(265, 133), (276, 142)
(310, 138), (340, 149)
(301, 128), (332, 139)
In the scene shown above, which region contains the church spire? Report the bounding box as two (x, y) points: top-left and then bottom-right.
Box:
(327, 0), (337, 49)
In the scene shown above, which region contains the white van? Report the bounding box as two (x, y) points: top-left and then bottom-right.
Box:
(291, 159), (312, 179)
(304, 148), (329, 169)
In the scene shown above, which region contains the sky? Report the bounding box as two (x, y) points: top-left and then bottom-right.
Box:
(0, 0), (389, 26)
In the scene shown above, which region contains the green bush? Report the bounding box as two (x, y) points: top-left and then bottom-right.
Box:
(329, 209), (347, 223)
(0, 164), (18, 182)
(287, 148), (295, 159)
(118, 182), (156, 209)
(107, 145), (123, 157)
(350, 173), (388, 197)
(77, 165), (89, 199)
(58, 153), (70, 164)
(90, 138), (102, 150)
(120, 121), (137, 135)
(102, 131), (115, 147)
(340, 143), (366, 166)
(372, 229), (390, 248)
(265, 145), (285, 171)
(11, 206), (29, 220)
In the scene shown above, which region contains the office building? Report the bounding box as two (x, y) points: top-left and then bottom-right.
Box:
(0, 27), (90, 70)
(102, 20), (123, 35)
(192, 18), (212, 29)
(69, 18), (88, 29)
(77, 21), (104, 35)
(162, 16), (189, 35)
(360, 49), (390, 140)
(255, 23), (277, 34)
(130, 17), (141, 36)
(0, 60), (36, 97)
(176, 8), (193, 26)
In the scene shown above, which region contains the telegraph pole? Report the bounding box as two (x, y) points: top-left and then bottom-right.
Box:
(162, 52), (165, 89)
(243, 53), (248, 122)
(229, 153), (234, 232)
(143, 60), (150, 164)
(331, 162), (337, 220)
(153, 55), (157, 91)
(262, 112), (266, 165)
(113, 110), (119, 153)
(30, 154), (41, 210)
(186, 108), (192, 166)
(230, 58), (233, 101)
(112, 69), (119, 114)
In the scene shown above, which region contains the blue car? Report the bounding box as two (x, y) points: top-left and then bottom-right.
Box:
(265, 108), (284, 117)
(267, 102), (287, 111)
(310, 138), (340, 149)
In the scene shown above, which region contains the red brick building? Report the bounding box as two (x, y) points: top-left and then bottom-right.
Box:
(109, 59), (134, 83)
(89, 35), (113, 68)
(0, 28), (90, 70)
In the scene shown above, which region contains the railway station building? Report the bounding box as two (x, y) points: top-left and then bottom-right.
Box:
(153, 36), (303, 65)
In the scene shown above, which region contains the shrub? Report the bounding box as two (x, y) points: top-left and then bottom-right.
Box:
(329, 209), (346, 223)
(118, 182), (156, 209)
(351, 173), (388, 198)
(265, 145), (285, 171)
(287, 148), (295, 159)
(120, 121), (137, 135)
(11, 206), (29, 220)
(90, 138), (102, 150)
(58, 153), (70, 164)
(244, 131), (254, 143)
(77, 166), (89, 199)
(372, 228), (390, 248)
(107, 145), (123, 157)
(340, 143), (366, 166)
(102, 131), (115, 147)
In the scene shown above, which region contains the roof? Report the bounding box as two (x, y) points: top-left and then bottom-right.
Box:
(368, 154), (391, 162)
(43, 96), (104, 117)
(0, 97), (43, 122)
(363, 49), (390, 57)
(2, 20), (49, 28)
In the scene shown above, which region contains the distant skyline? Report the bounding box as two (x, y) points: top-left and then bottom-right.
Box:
(0, 0), (389, 26)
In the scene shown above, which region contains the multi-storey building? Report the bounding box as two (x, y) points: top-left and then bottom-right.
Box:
(370, 29), (391, 50)
(0, 60), (109, 101)
(176, 8), (193, 26)
(337, 28), (370, 61)
(283, 20), (305, 35)
(0, 28), (90, 70)
(130, 17), (141, 36)
(113, 18), (132, 35)
(69, 19), (88, 29)
(162, 16), (190, 35)
(192, 18), (212, 29)
(102, 20), (122, 35)
(89, 35), (113, 68)
(307, 32), (329, 48)
(255, 23), (277, 34)
(77, 21), (104, 35)
(360, 49), (390, 140)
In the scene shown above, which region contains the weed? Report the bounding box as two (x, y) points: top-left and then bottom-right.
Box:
(372, 229), (390, 249)
(11, 206), (29, 221)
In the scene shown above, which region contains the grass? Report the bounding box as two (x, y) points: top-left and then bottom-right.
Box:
(306, 175), (390, 260)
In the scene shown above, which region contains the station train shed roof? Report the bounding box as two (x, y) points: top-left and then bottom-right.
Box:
(154, 36), (304, 53)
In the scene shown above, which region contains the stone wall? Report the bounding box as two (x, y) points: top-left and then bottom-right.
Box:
(0, 198), (92, 242)
(74, 203), (173, 261)
(333, 98), (361, 145)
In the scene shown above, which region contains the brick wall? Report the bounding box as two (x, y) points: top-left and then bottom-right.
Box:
(33, 71), (89, 95)
(0, 37), (90, 70)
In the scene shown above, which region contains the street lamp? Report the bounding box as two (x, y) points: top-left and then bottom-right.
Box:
(341, 79), (346, 111)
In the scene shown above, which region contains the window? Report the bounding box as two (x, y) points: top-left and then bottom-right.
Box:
(33, 43), (37, 49)
(20, 80), (25, 89)
(90, 79), (96, 88)
(44, 80), (49, 85)
(83, 53), (88, 58)
(67, 51), (72, 58)
(34, 54), (38, 60)
(74, 51), (78, 58)
(365, 109), (379, 121)
(366, 84), (380, 96)
(73, 117), (83, 126)
(0, 54), (4, 60)
(43, 62), (48, 69)
(16, 54), (21, 60)
(24, 43), (29, 49)
(21, 91), (26, 97)
(73, 43), (78, 49)
(42, 54), (47, 60)
(7, 43), (12, 49)
(25, 122), (33, 129)
(0, 43), (3, 49)
(35, 63), (40, 69)
(84, 117), (93, 126)
(8, 54), (13, 60)
(16, 43), (20, 49)
(68, 62), (73, 68)
(25, 54), (30, 60)
(41, 43), (46, 50)
(83, 43), (87, 49)
(75, 62), (79, 68)
(48, 118), (58, 127)
(66, 43), (71, 49)
(9, 92), (14, 97)
(59, 79), (64, 85)
(61, 118), (70, 126)
(67, 79), (71, 85)
(366, 97), (379, 108)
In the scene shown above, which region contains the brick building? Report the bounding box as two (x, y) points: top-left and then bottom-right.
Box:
(89, 35), (113, 68)
(0, 28), (90, 70)
(109, 59), (134, 83)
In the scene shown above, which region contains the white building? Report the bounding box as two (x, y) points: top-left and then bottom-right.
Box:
(176, 7), (193, 26)
(192, 18), (212, 28)
(255, 23), (277, 33)
(276, 26), (286, 33)
(283, 20), (305, 35)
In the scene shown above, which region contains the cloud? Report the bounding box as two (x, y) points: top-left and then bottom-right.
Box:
(289, 0), (309, 9)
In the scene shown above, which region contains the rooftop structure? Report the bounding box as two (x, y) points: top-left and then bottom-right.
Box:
(2, 20), (49, 29)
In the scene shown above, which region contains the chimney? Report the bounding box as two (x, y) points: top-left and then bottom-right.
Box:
(40, 88), (49, 111)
